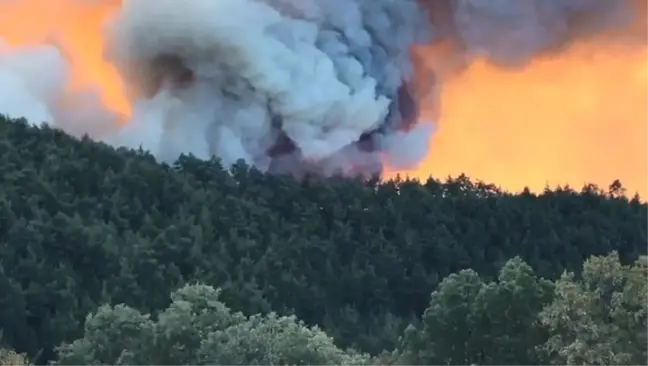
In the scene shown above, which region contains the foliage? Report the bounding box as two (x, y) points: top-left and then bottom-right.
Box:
(539, 252), (648, 365)
(54, 284), (369, 365)
(0, 117), (645, 363)
(398, 257), (553, 365)
(0, 349), (31, 365)
(53, 255), (648, 365)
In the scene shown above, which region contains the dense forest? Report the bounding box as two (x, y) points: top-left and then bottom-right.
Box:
(0, 116), (646, 365)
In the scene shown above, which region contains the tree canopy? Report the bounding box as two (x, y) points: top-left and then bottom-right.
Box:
(0, 117), (645, 364)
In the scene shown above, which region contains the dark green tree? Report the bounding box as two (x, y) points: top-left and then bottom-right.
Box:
(54, 284), (369, 365)
(398, 257), (553, 365)
(539, 253), (647, 365)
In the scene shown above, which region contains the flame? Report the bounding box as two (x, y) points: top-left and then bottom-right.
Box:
(389, 26), (648, 198)
(0, 0), (129, 117)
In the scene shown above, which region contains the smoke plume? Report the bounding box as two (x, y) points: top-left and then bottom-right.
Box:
(0, 0), (436, 177)
(0, 0), (643, 180)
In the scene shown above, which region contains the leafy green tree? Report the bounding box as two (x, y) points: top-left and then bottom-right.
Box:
(0, 348), (30, 365)
(398, 257), (553, 365)
(539, 252), (648, 365)
(54, 284), (369, 365)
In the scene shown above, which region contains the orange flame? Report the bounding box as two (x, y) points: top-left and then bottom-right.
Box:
(0, 0), (129, 117)
(388, 22), (648, 198)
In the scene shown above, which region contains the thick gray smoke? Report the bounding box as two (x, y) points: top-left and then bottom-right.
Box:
(102, 0), (434, 177)
(0, 0), (640, 178)
(445, 0), (640, 64)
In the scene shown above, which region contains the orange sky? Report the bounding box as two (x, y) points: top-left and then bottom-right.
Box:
(386, 32), (648, 198)
(0, 0), (129, 115)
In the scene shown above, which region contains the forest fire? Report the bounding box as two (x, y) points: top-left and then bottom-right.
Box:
(0, 0), (645, 197)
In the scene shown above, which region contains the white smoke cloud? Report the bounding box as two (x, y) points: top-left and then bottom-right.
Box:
(0, 0), (434, 177)
(0, 41), (68, 125)
(102, 0), (430, 173)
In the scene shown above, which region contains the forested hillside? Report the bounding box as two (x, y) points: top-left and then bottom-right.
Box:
(0, 116), (646, 364)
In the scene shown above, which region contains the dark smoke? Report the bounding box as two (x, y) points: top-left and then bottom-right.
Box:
(422, 0), (642, 66)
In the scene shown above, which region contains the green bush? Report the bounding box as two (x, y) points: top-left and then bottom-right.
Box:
(54, 284), (369, 365)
